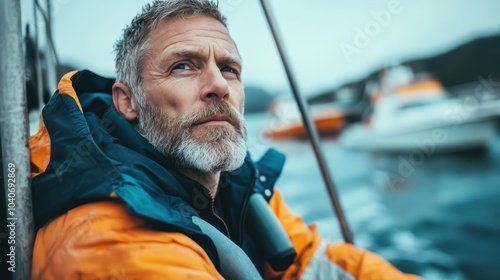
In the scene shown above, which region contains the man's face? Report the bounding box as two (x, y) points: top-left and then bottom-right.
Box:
(137, 15), (247, 172)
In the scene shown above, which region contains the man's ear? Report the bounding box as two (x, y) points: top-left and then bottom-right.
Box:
(112, 82), (138, 121)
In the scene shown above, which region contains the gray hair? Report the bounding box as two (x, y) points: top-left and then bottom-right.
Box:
(113, 0), (227, 104)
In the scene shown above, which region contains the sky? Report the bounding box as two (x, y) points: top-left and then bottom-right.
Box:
(20, 0), (500, 97)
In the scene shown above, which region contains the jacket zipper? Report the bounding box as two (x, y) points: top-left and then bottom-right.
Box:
(211, 194), (231, 239)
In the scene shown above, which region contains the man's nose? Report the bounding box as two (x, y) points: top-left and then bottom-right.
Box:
(200, 65), (230, 102)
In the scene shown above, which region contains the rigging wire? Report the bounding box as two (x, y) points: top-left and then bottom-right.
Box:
(33, 0), (60, 66)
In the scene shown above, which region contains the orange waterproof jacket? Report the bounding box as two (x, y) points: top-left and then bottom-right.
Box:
(32, 190), (422, 279)
(30, 70), (423, 279)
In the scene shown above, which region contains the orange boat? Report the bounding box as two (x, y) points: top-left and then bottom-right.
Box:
(264, 110), (346, 139)
(263, 98), (365, 139)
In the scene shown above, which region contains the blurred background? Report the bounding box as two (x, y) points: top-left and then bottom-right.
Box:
(8, 0), (500, 279)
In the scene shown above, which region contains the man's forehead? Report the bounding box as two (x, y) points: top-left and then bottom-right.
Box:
(148, 15), (241, 60)
(166, 44), (241, 63)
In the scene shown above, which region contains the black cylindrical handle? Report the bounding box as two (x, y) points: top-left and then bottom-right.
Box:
(246, 192), (296, 271)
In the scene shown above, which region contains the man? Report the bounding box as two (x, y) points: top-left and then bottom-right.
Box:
(29, 0), (422, 279)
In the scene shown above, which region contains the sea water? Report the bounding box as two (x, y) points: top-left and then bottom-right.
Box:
(246, 113), (500, 280)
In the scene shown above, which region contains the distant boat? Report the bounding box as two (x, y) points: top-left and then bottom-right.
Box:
(338, 69), (500, 152)
(263, 98), (362, 139)
(338, 96), (499, 152)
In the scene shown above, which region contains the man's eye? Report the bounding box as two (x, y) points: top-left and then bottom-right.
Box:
(221, 66), (235, 73)
(172, 63), (191, 70)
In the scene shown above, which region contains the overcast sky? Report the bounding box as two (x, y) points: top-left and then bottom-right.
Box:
(21, 0), (500, 96)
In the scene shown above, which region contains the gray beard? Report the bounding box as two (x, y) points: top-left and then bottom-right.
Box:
(137, 99), (247, 173)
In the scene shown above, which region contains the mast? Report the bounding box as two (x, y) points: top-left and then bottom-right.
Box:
(0, 0), (35, 279)
(259, 0), (353, 243)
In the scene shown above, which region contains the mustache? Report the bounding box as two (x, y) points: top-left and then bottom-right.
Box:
(179, 102), (244, 132)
